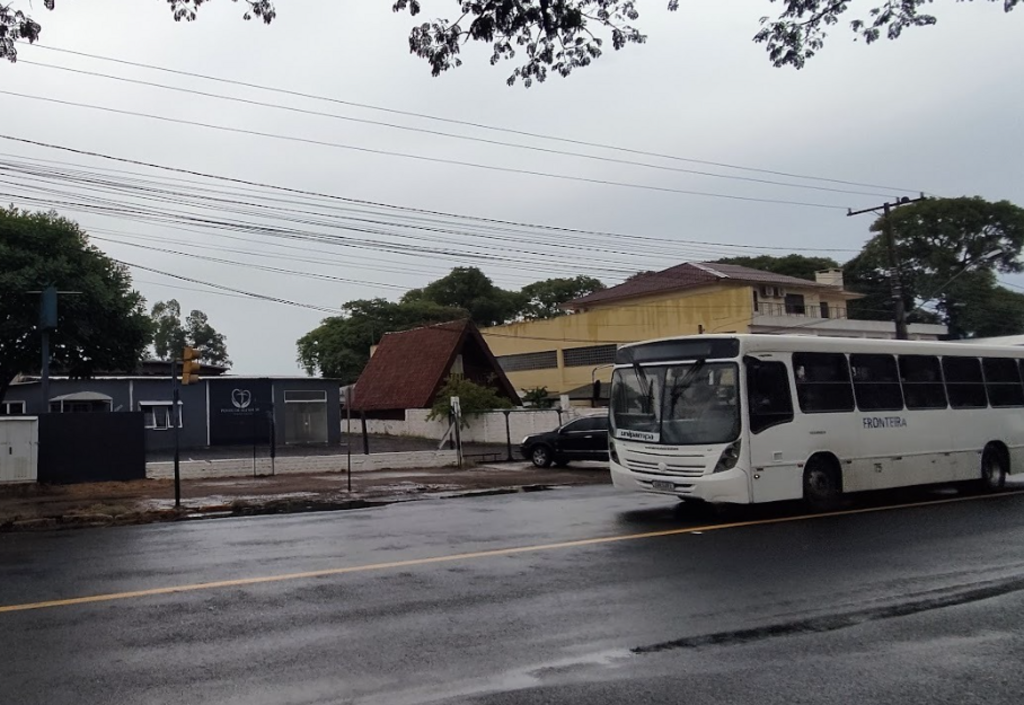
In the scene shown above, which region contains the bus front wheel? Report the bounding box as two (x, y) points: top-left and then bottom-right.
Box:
(803, 457), (842, 512)
(979, 444), (1008, 492)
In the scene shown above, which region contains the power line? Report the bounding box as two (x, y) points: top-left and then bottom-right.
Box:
(25, 43), (927, 195)
(115, 260), (341, 314)
(132, 278), (257, 301)
(0, 137), (863, 255)
(0, 91), (849, 210)
(91, 236), (411, 291)
(16, 58), (894, 200)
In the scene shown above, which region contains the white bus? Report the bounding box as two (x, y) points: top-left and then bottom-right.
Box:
(608, 334), (1024, 510)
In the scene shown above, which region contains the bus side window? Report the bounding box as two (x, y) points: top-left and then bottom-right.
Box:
(851, 353), (904, 411)
(899, 355), (947, 409)
(983, 358), (1024, 407)
(792, 352), (855, 413)
(745, 358), (794, 434)
(942, 356), (988, 409)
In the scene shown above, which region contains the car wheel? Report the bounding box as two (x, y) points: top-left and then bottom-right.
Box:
(531, 445), (553, 468)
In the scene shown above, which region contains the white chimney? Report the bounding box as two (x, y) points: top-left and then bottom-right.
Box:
(815, 268), (844, 288)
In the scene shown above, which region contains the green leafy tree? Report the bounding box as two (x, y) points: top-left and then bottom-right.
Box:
(427, 376), (514, 427)
(151, 300), (187, 361)
(522, 386), (555, 408)
(713, 255), (841, 282)
(297, 298), (466, 382)
(404, 267), (523, 327)
(4, 2), (1017, 82)
(150, 299), (231, 366)
(519, 276), (605, 319)
(0, 207), (152, 401)
(844, 196), (1024, 338)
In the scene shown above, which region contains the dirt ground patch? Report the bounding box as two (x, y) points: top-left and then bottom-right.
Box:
(0, 463), (610, 532)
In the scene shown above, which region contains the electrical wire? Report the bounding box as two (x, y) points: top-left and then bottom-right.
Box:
(0, 91), (852, 210)
(0, 136), (864, 255)
(25, 43), (928, 195)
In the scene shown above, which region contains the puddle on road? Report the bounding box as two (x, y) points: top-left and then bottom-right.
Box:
(358, 648), (633, 705)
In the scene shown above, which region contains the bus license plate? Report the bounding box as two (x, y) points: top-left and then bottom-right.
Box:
(652, 481), (675, 492)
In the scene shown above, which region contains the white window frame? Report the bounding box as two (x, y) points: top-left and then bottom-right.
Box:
(1, 401), (26, 415)
(284, 390), (328, 403)
(139, 401), (183, 431)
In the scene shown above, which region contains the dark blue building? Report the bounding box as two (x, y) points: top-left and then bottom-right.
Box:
(2, 373), (342, 452)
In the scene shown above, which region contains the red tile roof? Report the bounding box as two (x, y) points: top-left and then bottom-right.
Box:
(352, 319), (519, 412)
(566, 262), (840, 309)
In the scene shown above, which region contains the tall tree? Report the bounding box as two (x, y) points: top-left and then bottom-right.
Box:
(150, 299), (231, 366)
(297, 298), (466, 382)
(845, 196), (1024, 338)
(403, 267), (523, 327)
(0, 208), (152, 401)
(519, 275), (605, 319)
(713, 255), (841, 282)
(151, 300), (187, 361)
(2, 2), (1017, 81)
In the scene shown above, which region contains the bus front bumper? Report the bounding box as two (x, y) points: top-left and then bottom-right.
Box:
(610, 463), (750, 504)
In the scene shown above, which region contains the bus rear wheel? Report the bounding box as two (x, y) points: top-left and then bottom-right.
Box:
(979, 444), (1008, 492)
(803, 458), (842, 512)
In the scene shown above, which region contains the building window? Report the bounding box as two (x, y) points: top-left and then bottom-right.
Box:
(497, 350), (558, 372)
(284, 390), (328, 403)
(0, 401), (26, 415)
(49, 398), (113, 413)
(784, 293), (806, 315)
(140, 402), (182, 430)
(752, 290), (760, 313)
(562, 345), (618, 368)
(820, 301), (830, 319)
(449, 354), (465, 379)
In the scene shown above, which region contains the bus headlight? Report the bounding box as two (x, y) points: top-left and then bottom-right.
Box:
(713, 440), (741, 474)
(609, 439), (619, 464)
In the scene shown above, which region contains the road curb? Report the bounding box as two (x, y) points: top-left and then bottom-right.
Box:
(0, 480), (589, 533)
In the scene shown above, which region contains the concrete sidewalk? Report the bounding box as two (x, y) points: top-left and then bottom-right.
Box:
(0, 462), (611, 532)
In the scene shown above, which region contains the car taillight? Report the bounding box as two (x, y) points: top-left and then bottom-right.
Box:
(713, 440), (741, 473)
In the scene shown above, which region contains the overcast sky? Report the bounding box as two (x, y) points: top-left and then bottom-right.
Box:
(2, 0), (1022, 374)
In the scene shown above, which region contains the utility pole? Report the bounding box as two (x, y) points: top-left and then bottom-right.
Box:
(847, 194), (927, 340)
(172, 356), (181, 508)
(26, 286), (81, 412)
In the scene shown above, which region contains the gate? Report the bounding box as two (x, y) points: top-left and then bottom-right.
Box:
(37, 413), (146, 484)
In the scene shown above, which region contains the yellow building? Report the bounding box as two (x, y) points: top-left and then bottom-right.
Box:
(481, 262), (947, 405)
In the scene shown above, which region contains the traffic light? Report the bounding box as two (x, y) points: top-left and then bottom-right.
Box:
(181, 347), (201, 385)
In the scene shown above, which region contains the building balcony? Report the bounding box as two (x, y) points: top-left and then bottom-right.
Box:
(754, 301), (849, 319)
(751, 303), (948, 340)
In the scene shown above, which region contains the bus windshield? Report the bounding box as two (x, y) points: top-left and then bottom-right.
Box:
(610, 362), (740, 445)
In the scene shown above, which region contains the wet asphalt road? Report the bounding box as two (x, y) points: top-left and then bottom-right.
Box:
(3, 483), (1024, 704)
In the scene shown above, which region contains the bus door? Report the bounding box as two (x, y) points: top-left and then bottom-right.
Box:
(745, 356), (803, 503)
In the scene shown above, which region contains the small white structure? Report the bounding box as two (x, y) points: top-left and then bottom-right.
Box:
(958, 335), (1024, 346)
(0, 417), (39, 484)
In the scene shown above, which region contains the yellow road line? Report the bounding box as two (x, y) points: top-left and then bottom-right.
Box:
(1, 489), (1021, 615)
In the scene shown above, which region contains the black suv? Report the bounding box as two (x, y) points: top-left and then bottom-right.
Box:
(520, 415), (610, 468)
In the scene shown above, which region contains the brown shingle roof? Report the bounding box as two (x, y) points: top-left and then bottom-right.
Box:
(566, 262), (840, 309)
(352, 319), (520, 412)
